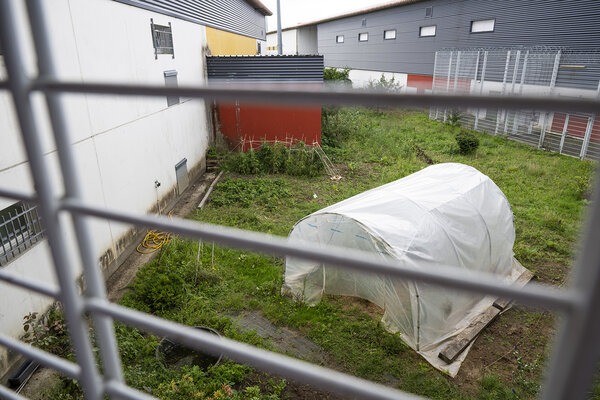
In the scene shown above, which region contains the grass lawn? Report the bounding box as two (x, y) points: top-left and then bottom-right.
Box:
(47, 109), (594, 399)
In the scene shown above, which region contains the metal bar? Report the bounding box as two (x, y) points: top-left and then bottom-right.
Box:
(430, 52), (438, 119)
(168, 21), (174, 59)
(0, 333), (80, 379)
(0, 187), (36, 203)
(63, 198), (578, 311)
(453, 51), (461, 93)
(0, 269), (59, 298)
(541, 169), (600, 400)
(33, 79), (600, 115)
(513, 50), (529, 135)
(150, 18), (157, 60)
(559, 113), (570, 154)
(495, 50), (511, 135)
(0, 384), (29, 400)
(7, 211), (21, 255)
(504, 50), (521, 135)
(87, 299), (427, 400)
(2, 215), (16, 258)
(0, 2), (104, 399)
(26, 0), (126, 390)
(540, 51), (563, 149)
(579, 115), (594, 159)
(443, 51), (453, 122)
(104, 381), (157, 400)
(474, 50), (488, 130)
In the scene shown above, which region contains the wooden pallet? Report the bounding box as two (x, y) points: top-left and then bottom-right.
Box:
(438, 267), (534, 364)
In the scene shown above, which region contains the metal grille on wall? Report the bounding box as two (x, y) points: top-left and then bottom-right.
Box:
(2, 2), (600, 400)
(430, 47), (600, 160)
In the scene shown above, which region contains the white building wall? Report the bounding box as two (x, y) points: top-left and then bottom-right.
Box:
(0, 0), (210, 377)
(347, 69), (408, 90)
(262, 30), (297, 55)
(297, 26), (318, 55)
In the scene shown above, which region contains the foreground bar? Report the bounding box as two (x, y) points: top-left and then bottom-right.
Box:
(87, 299), (426, 400)
(64, 198), (578, 311)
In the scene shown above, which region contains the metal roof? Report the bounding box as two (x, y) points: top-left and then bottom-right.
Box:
(266, 0), (424, 34)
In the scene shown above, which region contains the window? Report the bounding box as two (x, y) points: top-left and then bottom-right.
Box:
(0, 201), (44, 266)
(336, 35), (344, 43)
(384, 29), (396, 40)
(151, 18), (174, 59)
(164, 70), (179, 106)
(358, 32), (368, 42)
(419, 25), (436, 37)
(471, 19), (495, 33)
(425, 6), (433, 17)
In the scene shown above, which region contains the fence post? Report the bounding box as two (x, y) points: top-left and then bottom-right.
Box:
(430, 52), (438, 120)
(443, 51), (453, 122)
(513, 50), (529, 135)
(472, 51), (480, 129)
(474, 51), (488, 131)
(495, 50), (511, 135)
(580, 116), (595, 159)
(504, 50), (521, 135)
(559, 113), (570, 154)
(539, 50), (561, 148)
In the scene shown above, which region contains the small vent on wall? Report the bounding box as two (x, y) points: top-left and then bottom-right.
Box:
(361, 18), (367, 27)
(425, 7), (433, 17)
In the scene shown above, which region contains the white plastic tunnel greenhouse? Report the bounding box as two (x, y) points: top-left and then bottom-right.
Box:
(283, 163), (530, 376)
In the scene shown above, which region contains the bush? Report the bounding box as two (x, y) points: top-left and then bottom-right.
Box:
(222, 142), (324, 177)
(323, 67), (352, 86)
(456, 130), (480, 155)
(366, 73), (402, 92)
(446, 109), (462, 127)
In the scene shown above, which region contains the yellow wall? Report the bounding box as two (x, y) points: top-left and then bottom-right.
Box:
(206, 27), (258, 55)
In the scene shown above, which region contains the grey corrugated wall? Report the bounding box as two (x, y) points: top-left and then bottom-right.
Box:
(206, 55), (324, 83)
(113, 0), (267, 40)
(318, 0), (600, 76)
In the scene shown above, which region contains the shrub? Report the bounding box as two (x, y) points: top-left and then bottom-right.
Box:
(222, 142), (323, 177)
(446, 109), (463, 127)
(323, 67), (352, 85)
(456, 129), (480, 155)
(366, 73), (402, 92)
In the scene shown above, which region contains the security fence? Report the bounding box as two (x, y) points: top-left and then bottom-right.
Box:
(430, 47), (600, 160)
(2, 1), (600, 400)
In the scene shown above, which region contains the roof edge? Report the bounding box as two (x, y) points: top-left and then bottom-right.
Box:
(266, 0), (425, 34)
(245, 0), (272, 16)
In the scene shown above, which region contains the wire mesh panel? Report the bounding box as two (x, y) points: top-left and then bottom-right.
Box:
(431, 47), (600, 160)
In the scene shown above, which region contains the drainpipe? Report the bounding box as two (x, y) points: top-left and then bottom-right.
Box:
(277, 0), (282, 55)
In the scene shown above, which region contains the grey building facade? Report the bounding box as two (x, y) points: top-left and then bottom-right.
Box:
(317, 0), (600, 76)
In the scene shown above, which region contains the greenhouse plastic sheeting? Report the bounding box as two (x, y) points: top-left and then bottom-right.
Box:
(283, 163), (528, 376)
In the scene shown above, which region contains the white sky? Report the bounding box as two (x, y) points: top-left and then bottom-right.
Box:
(260, 0), (393, 31)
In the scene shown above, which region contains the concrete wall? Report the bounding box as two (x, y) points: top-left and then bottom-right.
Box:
(0, 0), (210, 378)
(206, 26), (258, 55)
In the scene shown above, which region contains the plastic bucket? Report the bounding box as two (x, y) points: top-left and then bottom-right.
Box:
(155, 326), (222, 370)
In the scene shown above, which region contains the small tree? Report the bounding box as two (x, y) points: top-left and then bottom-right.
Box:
(456, 129), (480, 155)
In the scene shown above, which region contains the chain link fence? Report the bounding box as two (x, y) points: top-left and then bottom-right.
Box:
(430, 47), (600, 160)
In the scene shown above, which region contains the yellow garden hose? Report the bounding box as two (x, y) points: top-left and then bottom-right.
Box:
(136, 212), (172, 254)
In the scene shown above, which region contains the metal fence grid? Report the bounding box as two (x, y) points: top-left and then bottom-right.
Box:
(0, 202), (44, 266)
(1, 1), (600, 400)
(431, 47), (600, 160)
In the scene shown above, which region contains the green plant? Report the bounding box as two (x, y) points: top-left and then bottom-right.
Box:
(446, 109), (463, 127)
(23, 306), (71, 357)
(323, 67), (352, 85)
(456, 129), (480, 155)
(366, 73), (403, 92)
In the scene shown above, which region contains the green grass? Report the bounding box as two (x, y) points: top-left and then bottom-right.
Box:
(45, 108), (594, 399)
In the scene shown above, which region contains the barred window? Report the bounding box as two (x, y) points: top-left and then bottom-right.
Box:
(150, 19), (174, 59)
(0, 201), (44, 266)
